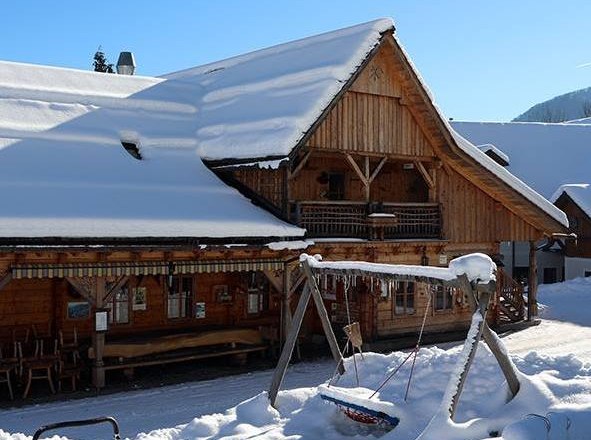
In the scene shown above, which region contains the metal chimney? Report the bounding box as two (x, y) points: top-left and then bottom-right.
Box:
(116, 51), (136, 75)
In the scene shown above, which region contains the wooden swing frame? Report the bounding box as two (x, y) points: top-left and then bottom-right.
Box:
(268, 254), (521, 422)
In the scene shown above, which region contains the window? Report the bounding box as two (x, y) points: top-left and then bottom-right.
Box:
(432, 285), (454, 311)
(104, 282), (130, 324)
(585, 271), (591, 278)
(121, 141), (142, 160)
(246, 272), (269, 315)
(327, 172), (345, 200)
(168, 276), (193, 319)
(393, 281), (415, 315)
(543, 268), (557, 284)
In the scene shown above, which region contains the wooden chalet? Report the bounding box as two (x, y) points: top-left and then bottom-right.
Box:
(552, 184), (591, 279)
(0, 19), (568, 396)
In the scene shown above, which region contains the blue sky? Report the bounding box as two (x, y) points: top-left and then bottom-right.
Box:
(1, 0), (589, 121)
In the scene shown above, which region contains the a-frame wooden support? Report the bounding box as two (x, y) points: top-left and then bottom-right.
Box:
(270, 255), (521, 419)
(345, 154), (387, 201)
(269, 258), (344, 407)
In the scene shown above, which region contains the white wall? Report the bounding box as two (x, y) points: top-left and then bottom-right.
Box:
(500, 241), (565, 284)
(565, 257), (591, 280)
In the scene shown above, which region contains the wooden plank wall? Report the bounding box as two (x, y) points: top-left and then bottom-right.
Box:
(289, 156), (428, 203)
(0, 271), (281, 343)
(230, 167), (286, 210)
(305, 91), (433, 158)
(437, 166), (542, 243)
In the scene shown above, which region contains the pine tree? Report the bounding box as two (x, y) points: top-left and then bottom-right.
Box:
(93, 46), (114, 73)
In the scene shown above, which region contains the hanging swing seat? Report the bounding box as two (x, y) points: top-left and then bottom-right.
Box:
(318, 385), (401, 427)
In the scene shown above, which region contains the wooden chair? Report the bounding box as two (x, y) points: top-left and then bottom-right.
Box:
(22, 339), (58, 398)
(0, 343), (19, 400)
(59, 327), (80, 364)
(57, 355), (82, 392)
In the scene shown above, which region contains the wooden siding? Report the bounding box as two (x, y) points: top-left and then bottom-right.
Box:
(305, 91), (434, 157)
(0, 271), (281, 343)
(229, 166), (286, 211)
(555, 194), (591, 258)
(289, 155), (428, 203)
(438, 166), (542, 243)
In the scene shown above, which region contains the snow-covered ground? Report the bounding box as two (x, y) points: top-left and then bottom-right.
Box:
(1, 277), (590, 439)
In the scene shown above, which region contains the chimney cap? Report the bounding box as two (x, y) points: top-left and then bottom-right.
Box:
(117, 51), (136, 75)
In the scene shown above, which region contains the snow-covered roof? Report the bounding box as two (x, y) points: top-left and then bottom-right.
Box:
(551, 184), (591, 219)
(0, 62), (304, 240)
(452, 121), (591, 199)
(163, 18), (393, 161)
(566, 117), (591, 124)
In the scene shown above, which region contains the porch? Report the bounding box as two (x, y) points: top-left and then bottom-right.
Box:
(291, 201), (442, 240)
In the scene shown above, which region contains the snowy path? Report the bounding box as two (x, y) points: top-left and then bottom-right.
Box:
(505, 319), (591, 362)
(0, 360), (334, 439)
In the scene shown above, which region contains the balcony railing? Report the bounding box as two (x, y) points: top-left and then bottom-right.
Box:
(291, 201), (442, 240)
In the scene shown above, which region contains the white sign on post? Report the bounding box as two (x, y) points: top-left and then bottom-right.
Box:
(95, 310), (108, 332)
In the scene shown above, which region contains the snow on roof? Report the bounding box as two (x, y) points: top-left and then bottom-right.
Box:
(389, 39), (569, 228)
(0, 62), (304, 240)
(163, 18), (393, 161)
(452, 121), (591, 199)
(551, 184), (591, 219)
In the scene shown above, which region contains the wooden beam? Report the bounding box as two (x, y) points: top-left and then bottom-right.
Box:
(301, 260), (344, 373)
(368, 157), (387, 184)
(414, 161), (435, 188)
(482, 324), (520, 398)
(269, 284), (312, 407)
(364, 156), (370, 201)
(288, 151), (311, 180)
(103, 275), (130, 304)
(92, 277), (106, 389)
(528, 241), (538, 320)
(263, 270), (283, 294)
(0, 272), (12, 292)
(66, 278), (95, 305)
(345, 154), (368, 185)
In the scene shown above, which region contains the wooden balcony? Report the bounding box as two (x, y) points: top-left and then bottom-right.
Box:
(291, 201), (442, 240)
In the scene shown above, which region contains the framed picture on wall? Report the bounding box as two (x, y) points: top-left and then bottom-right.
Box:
(195, 302), (206, 319)
(132, 287), (147, 311)
(67, 301), (90, 320)
(214, 285), (232, 303)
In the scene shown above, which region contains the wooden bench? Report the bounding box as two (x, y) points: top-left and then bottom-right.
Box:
(88, 328), (269, 375)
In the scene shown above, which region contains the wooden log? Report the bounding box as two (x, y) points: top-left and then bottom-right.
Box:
(448, 290), (491, 418)
(269, 284), (312, 407)
(301, 260), (344, 373)
(481, 324), (520, 398)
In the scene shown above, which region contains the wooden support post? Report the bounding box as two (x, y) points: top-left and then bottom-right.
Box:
(459, 275), (520, 402)
(364, 156), (370, 201)
(269, 284), (312, 407)
(482, 324), (520, 398)
(528, 241), (538, 320)
(281, 265), (292, 346)
(0, 272), (12, 292)
(92, 277), (106, 390)
(300, 259), (344, 372)
(448, 290), (491, 418)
